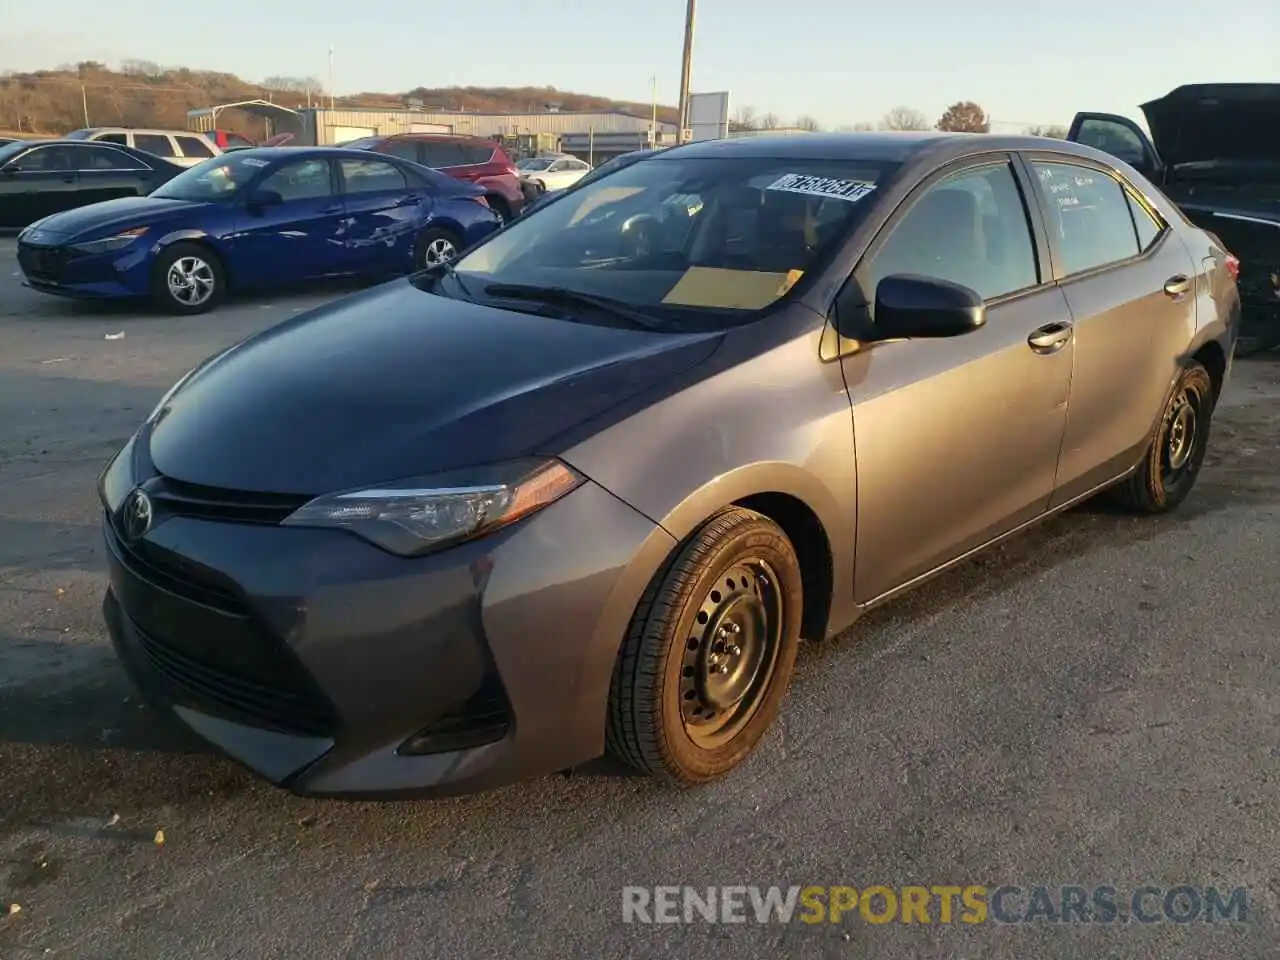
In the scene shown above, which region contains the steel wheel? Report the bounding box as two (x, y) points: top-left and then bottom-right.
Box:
(607, 507), (804, 784)
(166, 256), (216, 307)
(1112, 361), (1213, 514)
(680, 559), (784, 750)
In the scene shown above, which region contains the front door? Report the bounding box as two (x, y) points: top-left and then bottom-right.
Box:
(0, 144), (83, 226)
(840, 156), (1074, 603)
(1023, 156), (1199, 506)
(229, 157), (348, 286)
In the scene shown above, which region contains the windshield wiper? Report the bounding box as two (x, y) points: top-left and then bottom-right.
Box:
(483, 283), (669, 331)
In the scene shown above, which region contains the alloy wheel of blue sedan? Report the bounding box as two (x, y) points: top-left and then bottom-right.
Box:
(166, 255), (217, 307)
(422, 236), (457, 267)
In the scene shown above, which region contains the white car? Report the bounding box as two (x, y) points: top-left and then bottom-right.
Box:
(517, 155), (592, 192)
(62, 127), (224, 168)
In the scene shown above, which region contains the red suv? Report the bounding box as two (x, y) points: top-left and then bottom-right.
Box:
(340, 134), (525, 222)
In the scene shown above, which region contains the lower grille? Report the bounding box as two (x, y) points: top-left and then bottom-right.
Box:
(18, 242), (70, 281)
(132, 619), (340, 737)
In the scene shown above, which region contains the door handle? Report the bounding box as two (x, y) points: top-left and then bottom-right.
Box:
(1027, 321), (1073, 353)
(1163, 275), (1191, 297)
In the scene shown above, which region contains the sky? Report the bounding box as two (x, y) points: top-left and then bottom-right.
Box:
(2, 0), (1277, 130)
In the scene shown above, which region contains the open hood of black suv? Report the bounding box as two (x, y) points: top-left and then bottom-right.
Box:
(1141, 83), (1280, 168)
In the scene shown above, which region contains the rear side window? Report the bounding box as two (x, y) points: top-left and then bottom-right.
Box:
(1031, 161), (1140, 275)
(134, 133), (176, 157)
(420, 142), (469, 168)
(384, 141), (421, 163)
(176, 135), (214, 158)
(462, 143), (494, 164)
(1127, 193), (1164, 251)
(78, 145), (149, 170)
(340, 158), (408, 193)
(95, 132), (128, 145)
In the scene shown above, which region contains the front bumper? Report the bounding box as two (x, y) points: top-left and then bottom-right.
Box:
(101, 469), (675, 799)
(17, 239), (151, 299)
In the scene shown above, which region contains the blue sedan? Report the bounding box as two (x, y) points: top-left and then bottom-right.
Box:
(15, 147), (502, 314)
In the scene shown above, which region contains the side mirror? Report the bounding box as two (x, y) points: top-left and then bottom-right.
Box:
(870, 274), (986, 341)
(247, 188), (283, 209)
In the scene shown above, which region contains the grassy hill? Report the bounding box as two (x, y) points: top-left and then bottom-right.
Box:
(0, 61), (680, 138)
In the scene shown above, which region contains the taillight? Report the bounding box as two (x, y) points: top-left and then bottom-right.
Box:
(1225, 254), (1240, 281)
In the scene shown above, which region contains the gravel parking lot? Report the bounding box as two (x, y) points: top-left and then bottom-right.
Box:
(2, 233), (1279, 959)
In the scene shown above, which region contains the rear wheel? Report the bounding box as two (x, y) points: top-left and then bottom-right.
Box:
(485, 196), (510, 224)
(1112, 361), (1214, 513)
(606, 508), (803, 784)
(151, 242), (225, 315)
(414, 228), (462, 269)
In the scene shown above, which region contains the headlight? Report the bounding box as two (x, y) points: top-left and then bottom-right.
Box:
(281, 458), (585, 557)
(69, 226), (149, 254)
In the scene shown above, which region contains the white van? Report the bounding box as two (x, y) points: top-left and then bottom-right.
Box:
(62, 128), (224, 168)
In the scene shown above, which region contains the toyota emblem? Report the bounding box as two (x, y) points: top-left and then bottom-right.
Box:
(122, 489), (153, 542)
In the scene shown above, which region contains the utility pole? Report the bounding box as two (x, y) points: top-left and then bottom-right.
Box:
(328, 45), (335, 110)
(80, 82), (90, 127)
(650, 75), (658, 148)
(676, 0), (696, 143)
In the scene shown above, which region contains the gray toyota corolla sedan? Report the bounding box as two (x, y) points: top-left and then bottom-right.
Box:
(99, 133), (1240, 799)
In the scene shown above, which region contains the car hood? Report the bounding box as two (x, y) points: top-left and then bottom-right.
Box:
(25, 195), (204, 241)
(146, 279), (722, 495)
(1141, 83), (1280, 168)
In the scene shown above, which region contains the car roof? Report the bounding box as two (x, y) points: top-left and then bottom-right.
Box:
(655, 132), (1104, 165)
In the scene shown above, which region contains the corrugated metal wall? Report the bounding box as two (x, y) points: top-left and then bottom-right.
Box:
(302, 108), (675, 144)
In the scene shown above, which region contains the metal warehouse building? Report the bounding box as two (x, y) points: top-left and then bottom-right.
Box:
(298, 107), (678, 152)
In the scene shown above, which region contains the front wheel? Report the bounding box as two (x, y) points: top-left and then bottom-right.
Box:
(606, 507), (804, 784)
(414, 228), (463, 269)
(151, 242), (225, 315)
(1112, 361), (1214, 513)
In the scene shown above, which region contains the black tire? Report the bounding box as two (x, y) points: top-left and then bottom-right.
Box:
(414, 228), (463, 269)
(1112, 361), (1215, 513)
(606, 507), (804, 784)
(485, 196), (510, 224)
(151, 242), (225, 315)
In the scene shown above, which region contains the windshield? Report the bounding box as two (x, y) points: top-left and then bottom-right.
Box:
(149, 152), (276, 201)
(451, 154), (897, 319)
(518, 158), (555, 171)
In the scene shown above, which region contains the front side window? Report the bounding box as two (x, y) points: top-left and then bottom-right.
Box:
(1032, 161), (1141, 275)
(95, 133), (128, 145)
(339, 159), (407, 194)
(1073, 118), (1147, 167)
(452, 155), (897, 320)
(134, 134), (177, 158)
(150, 153), (282, 201)
(864, 162), (1039, 303)
(260, 159), (333, 201)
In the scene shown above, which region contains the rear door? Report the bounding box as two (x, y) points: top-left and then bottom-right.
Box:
(231, 157), (348, 285)
(1021, 153), (1198, 506)
(337, 156), (425, 272)
(71, 144), (157, 205)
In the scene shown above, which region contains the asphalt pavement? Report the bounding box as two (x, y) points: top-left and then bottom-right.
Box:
(2, 235), (1279, 959)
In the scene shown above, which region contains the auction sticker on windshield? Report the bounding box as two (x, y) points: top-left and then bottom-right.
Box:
(766, 174), (876, 203)
(240, 158), (270, 168)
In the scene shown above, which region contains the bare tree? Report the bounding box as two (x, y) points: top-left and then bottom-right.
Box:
(120, 59), (164, 79)
(835, 121), (875, 133)
(1027, 124), (1068, 139)
(262, 75), (324, 95)
(794, 114), (822, 132)
(731, 104), (758, 131)
(759, 112), (780, 129)
(879, 106), (930, 131)
(936, 100), (989, 133)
